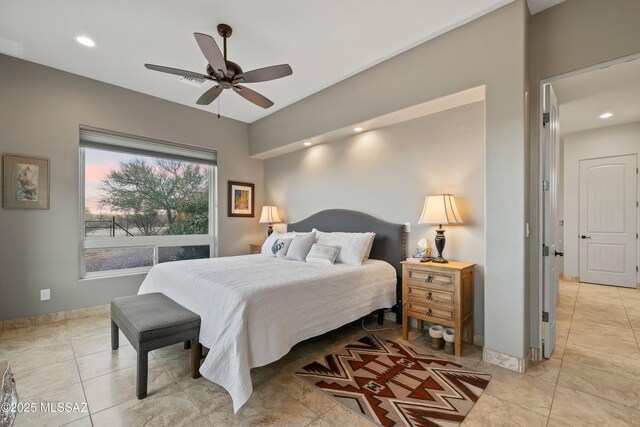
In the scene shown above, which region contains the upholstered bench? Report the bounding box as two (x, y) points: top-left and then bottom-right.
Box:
(111, 292), (201, 399)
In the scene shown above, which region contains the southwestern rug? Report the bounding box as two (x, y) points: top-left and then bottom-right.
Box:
(296, 335), (491, 427)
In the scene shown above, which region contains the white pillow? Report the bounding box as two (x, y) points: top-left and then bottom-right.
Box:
(261, 231), (280, 254)
(285, 232), (316, 261)
(363, 233), (376, 260)
(261, 231), (300, 254)
(313, 229), (376, 266)
(306, 244), (340, 265)
(268, 238), (293, 258)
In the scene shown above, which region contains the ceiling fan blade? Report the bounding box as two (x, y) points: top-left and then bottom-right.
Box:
(235, 64), (293, 83)
(233, 85), (274, 109)
(194, 33), (227, 76)
(196, 85), (223, 105)
(144, 64), (212, 80)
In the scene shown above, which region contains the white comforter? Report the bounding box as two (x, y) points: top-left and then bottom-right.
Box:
(138, 254), (396, 412)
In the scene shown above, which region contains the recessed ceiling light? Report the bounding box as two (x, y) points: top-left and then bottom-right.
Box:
(303, 141), (312, 146)
(75, 36), (95, 47)
(353, 127), (364, 132)
(599, 112), (613, 119)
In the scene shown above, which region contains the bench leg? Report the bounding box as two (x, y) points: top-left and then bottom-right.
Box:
(184, 340), (191, 350)
(191, 339), (201, 379)
(111, 320), (119, 351)
(137, 350), (148, 399)
(377, 310), (385, 325)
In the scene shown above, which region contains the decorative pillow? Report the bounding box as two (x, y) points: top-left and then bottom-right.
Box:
(306, 244), (340, 265)
(285, 232), (316, 261)
(261, 231), (301, 254)
(261, 231), (281, 254)
(312, 229), (375, 266)
(270, 238), (293, 258)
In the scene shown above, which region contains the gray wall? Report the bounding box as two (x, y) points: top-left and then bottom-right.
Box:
(562, 122), (640, 278)
(254, 1), (529, 358)
(528, 0), (640, 348)
(265, 102), (486, 334)
(0, 54), (263, 320)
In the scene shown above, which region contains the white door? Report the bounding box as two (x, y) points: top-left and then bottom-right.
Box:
(579, 155), (637, 288)
(542, 83), (560, 358)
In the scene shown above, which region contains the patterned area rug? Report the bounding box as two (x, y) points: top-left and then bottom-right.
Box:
(297, 335), (491, 427)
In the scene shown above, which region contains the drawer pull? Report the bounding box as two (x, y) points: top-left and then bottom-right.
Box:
(426, 292), (433, 300)
(426, 309), (433, 317)
(425, 275), (433, 283)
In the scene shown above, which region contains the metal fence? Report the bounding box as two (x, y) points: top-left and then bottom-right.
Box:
(85, 216), (134, 237)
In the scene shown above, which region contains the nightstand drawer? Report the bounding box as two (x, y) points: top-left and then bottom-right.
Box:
(407, 300), (454, 323)
(407, 287), (454, 308)
(407, 268), (454, 288)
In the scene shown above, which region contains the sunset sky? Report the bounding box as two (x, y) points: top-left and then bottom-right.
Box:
(84, 148), (137, 214)
(84, 148), (208, 214)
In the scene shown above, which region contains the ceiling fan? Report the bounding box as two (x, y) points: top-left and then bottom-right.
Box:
(145, 24), (292, 110)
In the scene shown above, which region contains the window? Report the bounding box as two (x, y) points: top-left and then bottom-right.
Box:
(80, 128), (216, 278)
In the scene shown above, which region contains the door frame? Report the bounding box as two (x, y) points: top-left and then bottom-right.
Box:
(536, 52), (640, 357)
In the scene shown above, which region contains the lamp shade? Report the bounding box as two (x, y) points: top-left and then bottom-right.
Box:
(418, 194), (463, 225)
(259, 206), (281, 224)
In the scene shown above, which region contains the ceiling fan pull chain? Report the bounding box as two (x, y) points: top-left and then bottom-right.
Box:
(217, 94), (221, 119)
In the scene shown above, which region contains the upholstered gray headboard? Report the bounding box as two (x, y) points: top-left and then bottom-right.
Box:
(288, 209), (406, 319)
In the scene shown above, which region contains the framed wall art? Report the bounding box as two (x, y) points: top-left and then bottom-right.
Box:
(228, 181), (254, 217)
(3, 154), (50, 209)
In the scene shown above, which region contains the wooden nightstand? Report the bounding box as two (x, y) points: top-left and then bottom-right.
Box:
(249, 243), (263, 254)
(401, 260), (475, 356)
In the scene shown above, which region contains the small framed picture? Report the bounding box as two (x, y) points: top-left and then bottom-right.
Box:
(228, 181), (254, 217)
(3, 154), (50, 209)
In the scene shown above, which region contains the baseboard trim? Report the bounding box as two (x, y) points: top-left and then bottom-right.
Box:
(1, 304), (110, 331)
(483, 347), (531, 373)
(560, 274), (579, 282)
(529, 347), (543, 362)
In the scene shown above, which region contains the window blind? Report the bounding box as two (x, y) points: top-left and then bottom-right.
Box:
(80, 127), (217, 165)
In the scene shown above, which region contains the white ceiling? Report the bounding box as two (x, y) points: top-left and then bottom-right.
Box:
(527, 0), (565, 15)
(0, 0), (512, 123)
(553, 58), (640, 136)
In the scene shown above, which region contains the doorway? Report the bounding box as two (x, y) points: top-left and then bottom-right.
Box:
(538, 54), (640, 358)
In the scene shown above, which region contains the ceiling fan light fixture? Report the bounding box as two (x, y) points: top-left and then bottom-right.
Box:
(145, 24), (292, 115)
(303, 141), (312, 146)
(75, 35), (95, 47)
(599, 112), (613, 119)
(353, 127), (364, 132)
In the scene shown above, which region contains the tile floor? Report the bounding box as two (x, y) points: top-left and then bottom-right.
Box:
(1, 281), (639, 426)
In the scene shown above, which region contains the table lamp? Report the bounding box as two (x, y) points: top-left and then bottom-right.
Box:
(418, 194), (463, 263)
(259, 206), (281, 236)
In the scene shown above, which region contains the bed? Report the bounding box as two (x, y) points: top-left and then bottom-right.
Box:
(138, 209), (405, 412)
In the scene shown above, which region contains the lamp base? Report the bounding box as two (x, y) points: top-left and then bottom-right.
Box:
(267, 224), (274, 236)
(433, 225), (448, 263)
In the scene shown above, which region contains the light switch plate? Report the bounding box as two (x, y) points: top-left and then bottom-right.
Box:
(40, 289), (50, 301)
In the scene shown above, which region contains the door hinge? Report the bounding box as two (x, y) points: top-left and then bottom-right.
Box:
(543, 245), (549, 257)
(542, 311), (549, 322)
(543, 180), (550, 191)
(542, 112), (550, 128)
